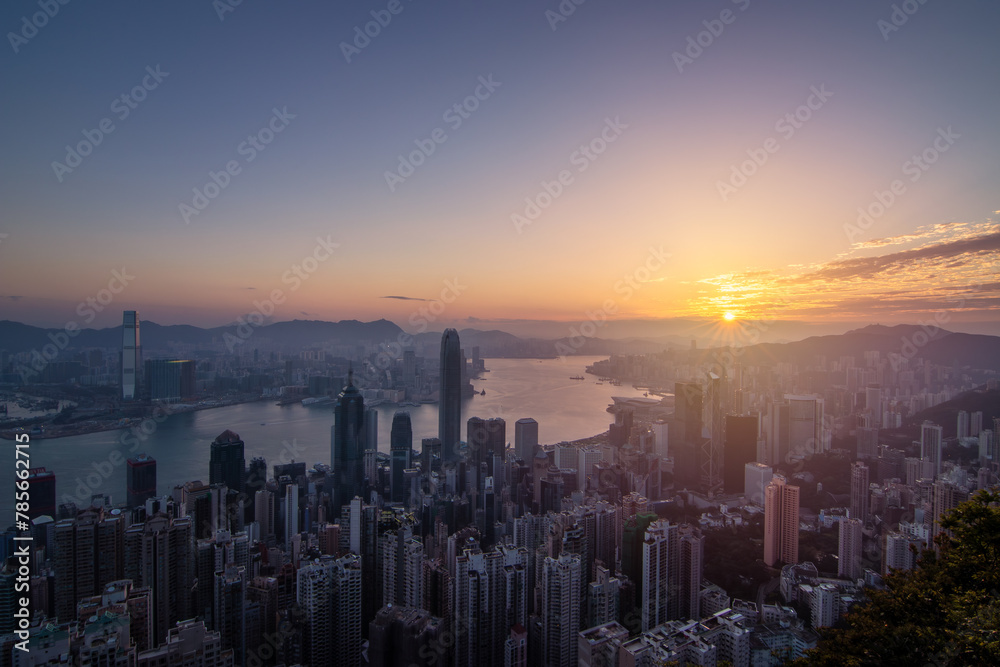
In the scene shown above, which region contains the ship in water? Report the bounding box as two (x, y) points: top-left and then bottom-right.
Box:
(569, 375), (585, 380)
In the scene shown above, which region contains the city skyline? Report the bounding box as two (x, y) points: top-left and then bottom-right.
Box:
(1, 1), (998, 330)
(3, 1), (1000, 664)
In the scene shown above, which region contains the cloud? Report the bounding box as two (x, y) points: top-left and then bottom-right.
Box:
(381, 295), (429, 301)
(690, 220), (999, 320)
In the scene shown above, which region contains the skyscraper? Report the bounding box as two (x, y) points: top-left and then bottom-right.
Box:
(850, 461), (870, 522)
(744, 462), (772, 507)
(641, 521), (676, 631)
(333, 370), (368, 512)
(541, 553), (582, 667)
(838, 518), (863, 581)
(764, 475), (800, 567)
(390, 412), (413, 504)
(25, 467), (56, 519)
(127, 454), (157, 508)
(723, 415), (759, 495)
(785, 394), (827, 456)
(865, 384), (883, 427)
(122, 310), (140, 401)
(210, 430), (246, 494)
(439, 329), (462, 464)
(921, 421), (943, 479)
(514, 417), (538, 462)
(957, 410), (970, 439)
(468, 416), (506, 485)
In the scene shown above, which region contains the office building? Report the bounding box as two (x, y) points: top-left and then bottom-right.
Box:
(144, 359), (195, 401)
(439, 329), (463, 464)
(724, 415), (759, 495)
(514, 417), (538, 462)
(127, 455), (157, 509)
(26, 467), (56, 519)
(390, 411), (413, 504)
(122, 310), (140, 401)
(332, 369), (368, 512)
(744, 462), (772, 507)
(210, 431), (245, 494)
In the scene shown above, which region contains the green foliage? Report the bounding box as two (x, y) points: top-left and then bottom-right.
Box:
(797, 490), (1000, 666)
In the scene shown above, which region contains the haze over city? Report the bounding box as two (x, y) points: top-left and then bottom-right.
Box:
(2, 1), (1000, 666)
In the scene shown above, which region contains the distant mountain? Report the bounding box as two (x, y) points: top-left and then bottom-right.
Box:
(698, 324), (1000, 372)
(0, 318), (406, 355)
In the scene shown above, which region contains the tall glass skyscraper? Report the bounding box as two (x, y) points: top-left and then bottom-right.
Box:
(332, 369), (368, 512)
(439, 328), (462, 463)
(210, 430), (246, 494)
(122, 310), (140, 400)
(390, 411), (413, 504)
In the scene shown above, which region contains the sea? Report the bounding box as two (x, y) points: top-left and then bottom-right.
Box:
(2, 356), (647, 525)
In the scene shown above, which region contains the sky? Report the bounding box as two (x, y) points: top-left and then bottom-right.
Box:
(1, 0), (998, 336)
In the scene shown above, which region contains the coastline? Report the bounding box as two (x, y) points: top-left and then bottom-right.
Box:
(0, 394), (268, 441)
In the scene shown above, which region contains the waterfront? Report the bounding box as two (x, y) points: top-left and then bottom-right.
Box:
(2, 356), (647, 525)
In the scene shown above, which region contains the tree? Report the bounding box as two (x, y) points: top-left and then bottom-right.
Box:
(797, 489), (1000, 666)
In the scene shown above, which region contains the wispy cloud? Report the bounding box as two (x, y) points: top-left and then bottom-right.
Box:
(689, 220), (1000, 319)
(382, 295), (429, 302)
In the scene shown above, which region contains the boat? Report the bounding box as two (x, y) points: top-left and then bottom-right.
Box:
(569, 376), (585, 380)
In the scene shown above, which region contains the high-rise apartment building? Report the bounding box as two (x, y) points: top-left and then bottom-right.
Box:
(541, 553), (582, 667)
(764, 475), (800, 567)
(837, 518), (863, 581)
(850, 462), (870, 522)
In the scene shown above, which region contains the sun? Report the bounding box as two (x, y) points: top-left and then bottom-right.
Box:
(723, 312), (736, 321)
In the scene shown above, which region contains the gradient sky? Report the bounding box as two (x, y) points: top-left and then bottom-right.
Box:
(1, 0), (998, 333)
